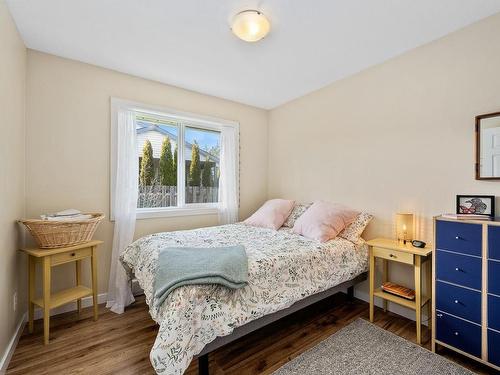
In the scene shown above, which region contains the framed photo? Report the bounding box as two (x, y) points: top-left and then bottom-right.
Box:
(456, 195), (495, 217)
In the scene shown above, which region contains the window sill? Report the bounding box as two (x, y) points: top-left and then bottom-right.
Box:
(135, 206), (219, 220)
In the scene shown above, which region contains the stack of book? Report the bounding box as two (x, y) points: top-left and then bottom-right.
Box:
(381, 282), (415, 300)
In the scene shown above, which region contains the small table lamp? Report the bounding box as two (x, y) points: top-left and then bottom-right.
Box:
(396, 213), (414, 244)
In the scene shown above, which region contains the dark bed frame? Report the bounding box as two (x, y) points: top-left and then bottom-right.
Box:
(195, 272), (367, 375)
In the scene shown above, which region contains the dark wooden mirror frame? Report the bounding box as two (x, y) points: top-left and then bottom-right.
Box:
(475, 111), (500, 180)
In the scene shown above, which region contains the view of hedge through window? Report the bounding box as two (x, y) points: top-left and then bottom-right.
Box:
(184, 126), (220, 204)
(136, 116), (220, 208)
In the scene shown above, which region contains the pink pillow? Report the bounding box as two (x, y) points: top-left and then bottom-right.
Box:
(293, 201), (359, 242)
(244, 199), (295, 230)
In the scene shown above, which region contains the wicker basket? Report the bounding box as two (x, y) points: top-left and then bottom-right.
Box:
(19, 213), (104, 249)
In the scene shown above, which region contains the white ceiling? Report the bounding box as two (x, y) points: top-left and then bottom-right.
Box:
(7, 0), (500, 109)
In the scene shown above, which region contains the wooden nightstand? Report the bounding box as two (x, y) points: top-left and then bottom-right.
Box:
(20, 240), (102, 344)
(366, 238), (432, 345)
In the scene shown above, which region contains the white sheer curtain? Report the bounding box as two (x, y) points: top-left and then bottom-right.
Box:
(218, 125), (239, 224)
(106, 109), (138, 314)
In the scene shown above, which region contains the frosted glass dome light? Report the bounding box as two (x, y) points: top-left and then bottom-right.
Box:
(231, 10), (270, 42)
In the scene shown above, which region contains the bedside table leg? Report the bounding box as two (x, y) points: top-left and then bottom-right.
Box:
(28, 256), (35, 334)
(91, 246), (98, 321)
(42, 257), (51, 345)
(76, 259), (82, 315)
(415, 255), (422, 345)
(369, 247), (375, 322)
(382, 259), (388, 312)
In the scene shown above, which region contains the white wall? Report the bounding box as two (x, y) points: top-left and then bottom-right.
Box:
(25, 50), (268, 295)
(0, 0), (26, 366)
(267, 12), (500, 319)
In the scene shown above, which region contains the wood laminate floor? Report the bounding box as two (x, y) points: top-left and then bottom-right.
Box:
(6, 294), (497, 375)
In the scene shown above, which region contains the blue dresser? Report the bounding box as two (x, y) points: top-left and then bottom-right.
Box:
(434, 217), (500, 370)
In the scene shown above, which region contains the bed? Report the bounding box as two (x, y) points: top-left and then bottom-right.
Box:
(120, 223), (369, 375)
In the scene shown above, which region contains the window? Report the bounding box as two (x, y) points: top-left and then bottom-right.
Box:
(111, 99), (239, 219)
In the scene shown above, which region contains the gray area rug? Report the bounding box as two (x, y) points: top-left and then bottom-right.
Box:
(273, 319), (473, 375)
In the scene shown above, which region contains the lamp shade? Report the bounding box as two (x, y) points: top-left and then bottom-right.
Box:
(231, 10), (270, 42)
(396, 213), (414, 243)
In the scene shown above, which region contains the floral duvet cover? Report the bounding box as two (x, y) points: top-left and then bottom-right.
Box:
(120, 223), (368, 374)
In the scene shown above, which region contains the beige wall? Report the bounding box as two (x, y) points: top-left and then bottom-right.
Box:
(268, 13), (500, 316)
(0, 0), (26, 364)
(25, 51), (268, 294)
(13, 2), (500, 337)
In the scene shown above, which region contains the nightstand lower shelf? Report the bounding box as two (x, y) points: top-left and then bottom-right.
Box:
(373, 288), (430, 310)
(32, 285), (93, 309)
(20, 240), (103, 344)
(367, 238), (433, 345)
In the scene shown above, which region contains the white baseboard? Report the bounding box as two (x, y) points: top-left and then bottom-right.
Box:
(0, 312), (27, 374)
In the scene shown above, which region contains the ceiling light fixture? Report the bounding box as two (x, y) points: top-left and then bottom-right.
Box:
(231, 10), (270, 42)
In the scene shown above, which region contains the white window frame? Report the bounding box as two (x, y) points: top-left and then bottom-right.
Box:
(110, 98), (239, 220)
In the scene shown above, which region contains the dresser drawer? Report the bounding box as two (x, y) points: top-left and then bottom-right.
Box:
(436, 281), (481, 324)
(373, 247), (413, 265)
(489, 260), (500, 296)
(488, 226), (500, 261)
(436, 312), (482, 358)
(436, 250), (482, 290)
(489, 329), (500, 367)
(436, 220), (482, 256)
(51, 247), (91, 265)
(489, 294), (500, 331)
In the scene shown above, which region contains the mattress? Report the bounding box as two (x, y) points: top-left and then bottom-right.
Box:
(120, 223), (368, 374)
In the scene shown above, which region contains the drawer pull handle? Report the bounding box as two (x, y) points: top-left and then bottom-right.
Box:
(454, 300), (459, 304)
(437, 313), (443, 318)
(455, 236), (460, 240)
(71, 253), (76, 256)
(389, 254), (397, 258)
(454, 331), (459, 336)
(455, 267), (461, 272)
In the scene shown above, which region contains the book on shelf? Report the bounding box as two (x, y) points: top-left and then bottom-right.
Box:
(441, 213), (492, 220)
(381, 282), (415, 300)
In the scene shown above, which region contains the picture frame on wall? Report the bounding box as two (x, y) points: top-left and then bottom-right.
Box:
(456, 195), (495, 217)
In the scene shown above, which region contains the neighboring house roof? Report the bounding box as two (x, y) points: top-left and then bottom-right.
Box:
(136, 121), (219, 163)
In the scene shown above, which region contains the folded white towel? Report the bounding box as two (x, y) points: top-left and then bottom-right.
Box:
(40, 209), (92, 221)
(42, 214), (93, 221)
(55, 209), (82, 216)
